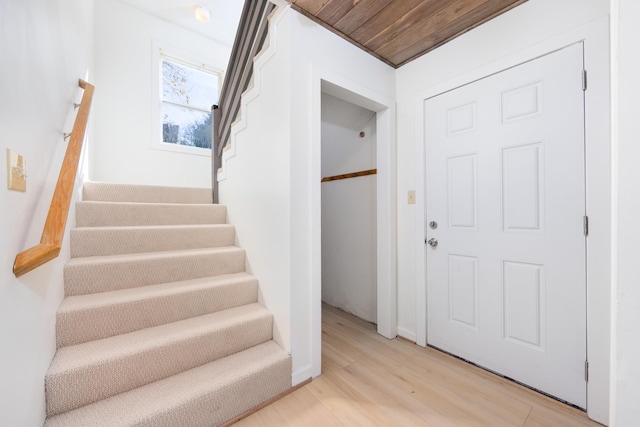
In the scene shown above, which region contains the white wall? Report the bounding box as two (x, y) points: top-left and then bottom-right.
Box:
(0, 0), (93, 425)
(612, 0), (640, 424)
(218, 6), (395, 385)
(321, 94), (377, 323)
(218, 6), (293, 356)
(91, 0), (231, 188)
(288, 10), (396, 384)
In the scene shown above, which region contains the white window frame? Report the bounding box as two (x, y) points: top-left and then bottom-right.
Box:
(151, 41), (224, 157)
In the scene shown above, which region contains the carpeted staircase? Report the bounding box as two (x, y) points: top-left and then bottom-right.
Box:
(44, 182), (291, 426)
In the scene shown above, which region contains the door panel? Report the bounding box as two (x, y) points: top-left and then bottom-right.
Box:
(425, 44), (586, 408)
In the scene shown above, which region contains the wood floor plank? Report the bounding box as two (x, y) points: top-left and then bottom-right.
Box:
(337, 361), (465, 426)
(412, 342), (597, 424)
(392, 336), (598, 425)
(523, 405), (600, 427)
(233, 404), (288, 427)
(232, 305), (601, 427)
(321, 340), (353, 373)
(390, 365), (512, 426)
(394, 365), (531, 426)
(321, 324), (401, 377)
(377, 344), (532, 424)
(271, 386), (345, 427)
(306, 371), (403, 427)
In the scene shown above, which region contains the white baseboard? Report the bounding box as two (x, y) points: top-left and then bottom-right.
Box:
(292, 363), (314, 386)
(397, 327), (417, 342)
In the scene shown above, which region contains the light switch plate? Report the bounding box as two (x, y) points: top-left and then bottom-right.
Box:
(408, 190), (416, 204)
(7, 149), (26, 192)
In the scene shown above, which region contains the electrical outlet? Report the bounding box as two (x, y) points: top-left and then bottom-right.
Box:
(7, 149), (26, 192)
(408, 190), (416, 204)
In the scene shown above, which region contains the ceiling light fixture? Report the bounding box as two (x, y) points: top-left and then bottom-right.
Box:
(195, 6), (210, 23)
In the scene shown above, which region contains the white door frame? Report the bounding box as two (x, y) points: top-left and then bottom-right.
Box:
(414, 18), (611, 424)
(309, 67), (397, 379)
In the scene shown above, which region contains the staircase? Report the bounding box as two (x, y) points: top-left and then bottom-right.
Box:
(44, 182), (291, 426)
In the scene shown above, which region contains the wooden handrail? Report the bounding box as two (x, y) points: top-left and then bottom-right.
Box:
(321, 168), (377, 183)
(13, 79), (95, 277)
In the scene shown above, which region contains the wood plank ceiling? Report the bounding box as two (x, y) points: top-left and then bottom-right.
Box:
(288, 0), (528, 68)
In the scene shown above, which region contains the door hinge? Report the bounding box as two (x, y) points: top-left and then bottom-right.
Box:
(583, 215), (589, 237)
(585, 360), (589, 382)
(582, 69), (587, 91)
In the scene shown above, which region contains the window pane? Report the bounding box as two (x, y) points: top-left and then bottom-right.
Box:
(162, 103), (212, 149)
(162, 59), (218, 109)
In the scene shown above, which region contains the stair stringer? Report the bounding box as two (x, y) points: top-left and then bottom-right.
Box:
(217, 3), (288, 182)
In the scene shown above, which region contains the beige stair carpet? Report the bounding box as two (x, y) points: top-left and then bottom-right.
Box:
(56, 273), (259, 347)
(70, 224), (236, 257)
(64, 247), (247, 296)
(45, 341), (291, 427)
(75, 202), (227, 227)
(45, 182), (291, 426)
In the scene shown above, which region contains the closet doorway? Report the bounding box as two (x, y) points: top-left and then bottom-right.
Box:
(321, 93), (377, 324)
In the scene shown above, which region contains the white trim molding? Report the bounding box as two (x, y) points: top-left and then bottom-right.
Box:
(150, 40), (224, 158)
(310, 68), (397, 379)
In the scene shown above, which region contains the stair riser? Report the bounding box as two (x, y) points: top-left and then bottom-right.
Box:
(76, 202), (226, 227)
(83, 182), (213, 204)
(136, 358), (292, 427)
(57, 278), (258, 347)
(70, 225), (236, 257)
(43, 342), (292, 427)
(46, 312), (274, 416)
(64, 249), (246, 296)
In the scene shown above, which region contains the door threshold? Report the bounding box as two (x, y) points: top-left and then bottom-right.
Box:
(427, 344), (586, 412)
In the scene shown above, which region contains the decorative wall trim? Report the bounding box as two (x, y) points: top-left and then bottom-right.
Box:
(217, 4), (288, 182)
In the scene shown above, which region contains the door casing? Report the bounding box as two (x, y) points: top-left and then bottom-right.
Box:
(414, 17), (611, 423)
(305, 67), (398, 387)
(424, 43), (587, 407)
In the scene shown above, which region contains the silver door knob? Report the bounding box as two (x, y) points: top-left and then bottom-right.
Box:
(427, 238), (438, 248)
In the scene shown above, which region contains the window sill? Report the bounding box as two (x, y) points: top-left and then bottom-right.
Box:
(151, 142), (212, 157)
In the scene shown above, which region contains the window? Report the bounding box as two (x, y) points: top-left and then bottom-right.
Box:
(159, 55), (220, 150)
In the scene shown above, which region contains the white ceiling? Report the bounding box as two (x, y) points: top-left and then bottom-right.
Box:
(115, 0), (245, 46)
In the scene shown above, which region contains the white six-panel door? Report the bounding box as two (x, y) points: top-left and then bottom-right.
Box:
(425, 43), (587, 408)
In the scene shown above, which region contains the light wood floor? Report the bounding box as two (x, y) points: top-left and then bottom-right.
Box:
(235, 304), (602, 427)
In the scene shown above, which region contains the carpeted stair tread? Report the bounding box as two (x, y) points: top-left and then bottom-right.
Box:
(64, 247), (246, 296)
(57, 273), (259, 347)
(83, 182), (213, 204)
(46, 303), (273, 416)
(75, 201), (226, 227)
(70, 224), (236, 257)
(44, 341), (291, 427)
